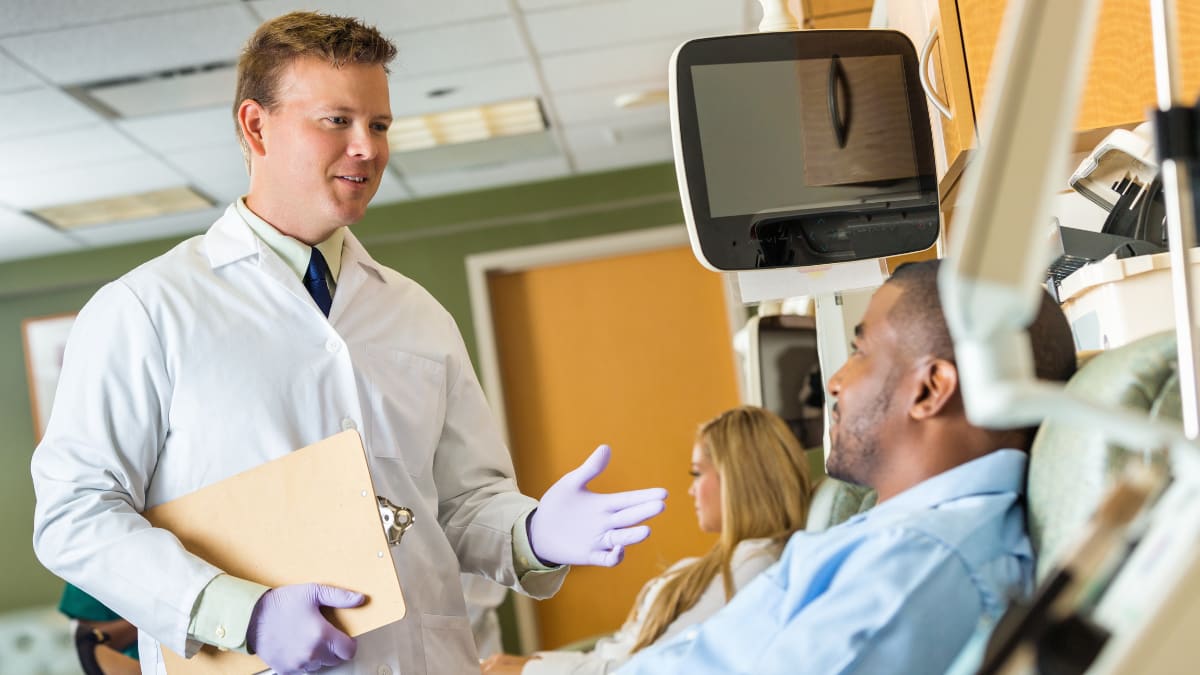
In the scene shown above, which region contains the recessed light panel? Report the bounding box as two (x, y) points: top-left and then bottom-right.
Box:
(33, 186), (214, 229)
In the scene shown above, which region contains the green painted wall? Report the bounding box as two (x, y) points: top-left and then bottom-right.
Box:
(0, 163), (684, 619)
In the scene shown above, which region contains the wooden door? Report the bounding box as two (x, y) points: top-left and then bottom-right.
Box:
(489, 244), (741, 649)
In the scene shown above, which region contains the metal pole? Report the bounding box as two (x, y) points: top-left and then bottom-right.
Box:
(1150, 0), (1200, 439)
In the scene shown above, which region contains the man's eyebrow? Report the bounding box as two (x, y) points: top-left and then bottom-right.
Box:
(322, 106), (393, 121)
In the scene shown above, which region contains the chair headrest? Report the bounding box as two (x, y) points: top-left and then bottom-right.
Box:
(1028, 330), (1179, 581)
(805, 477), (877, 532)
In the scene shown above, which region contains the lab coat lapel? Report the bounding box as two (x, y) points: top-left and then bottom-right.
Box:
(329, 229), (389, 321)
(258, 245), (322, 317)
(202, 205), (258, 268)
(203, 204), (332, 319)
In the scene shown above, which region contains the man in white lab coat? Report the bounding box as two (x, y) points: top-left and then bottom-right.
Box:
(30, 12), (666, 675)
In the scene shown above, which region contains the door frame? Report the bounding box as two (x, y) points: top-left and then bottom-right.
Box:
(464, 225), (745, 652)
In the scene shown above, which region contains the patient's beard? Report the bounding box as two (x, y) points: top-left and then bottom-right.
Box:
(826, 387), (894, 487)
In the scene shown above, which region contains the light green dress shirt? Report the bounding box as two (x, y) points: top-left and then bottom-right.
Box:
(186, 200), (554, 654)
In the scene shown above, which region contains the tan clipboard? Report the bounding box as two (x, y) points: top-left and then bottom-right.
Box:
(143, 430), (406, 674)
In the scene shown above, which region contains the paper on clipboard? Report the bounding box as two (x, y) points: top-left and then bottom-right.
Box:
(143, 430), (406, 674)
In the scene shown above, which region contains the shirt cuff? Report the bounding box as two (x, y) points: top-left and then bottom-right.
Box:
(512, 508), (561, 577)
(187, 574), (270, 654)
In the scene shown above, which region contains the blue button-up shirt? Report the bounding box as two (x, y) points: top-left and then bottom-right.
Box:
(618, 450), (1033, 675)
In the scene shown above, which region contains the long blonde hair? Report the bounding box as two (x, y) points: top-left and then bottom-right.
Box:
(627, 406), (813, 652)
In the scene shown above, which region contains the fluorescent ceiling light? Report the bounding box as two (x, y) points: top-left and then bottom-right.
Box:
(72, 62), (237, 119)
(33, 186), (214, 229)
(388, 98), (547, 152)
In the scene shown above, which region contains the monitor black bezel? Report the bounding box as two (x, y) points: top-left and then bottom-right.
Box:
(674, 29), (941, 271)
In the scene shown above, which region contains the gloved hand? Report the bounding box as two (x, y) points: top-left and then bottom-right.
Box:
(247, 583), (364, 675)
(529, 444), (668, 567)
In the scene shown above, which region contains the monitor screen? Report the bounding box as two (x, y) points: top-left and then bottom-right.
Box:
(754, 315), (825, 449)
(671, 31), (940, 271)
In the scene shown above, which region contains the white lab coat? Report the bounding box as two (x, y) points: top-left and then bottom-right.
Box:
(31, 206), (566, 675)
(461, 573), (508, 658)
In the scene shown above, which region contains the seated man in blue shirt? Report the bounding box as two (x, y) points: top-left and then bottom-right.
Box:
(619, 259), (1077, 674)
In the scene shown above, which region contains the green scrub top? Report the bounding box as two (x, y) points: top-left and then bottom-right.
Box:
(58, 583), (139, 660)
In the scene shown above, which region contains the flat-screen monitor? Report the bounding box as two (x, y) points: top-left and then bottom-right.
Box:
(670, 30), (940, 271)
(746, 314), (824, 450)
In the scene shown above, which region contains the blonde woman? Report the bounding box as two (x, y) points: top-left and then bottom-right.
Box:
(482, 406), (814, 675)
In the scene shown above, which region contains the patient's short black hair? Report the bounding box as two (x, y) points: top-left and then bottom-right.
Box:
(884, 259), (1077, 384)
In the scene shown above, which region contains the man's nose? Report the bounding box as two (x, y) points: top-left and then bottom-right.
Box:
(826, 370), (842, 398)
(347, 126), (381, 159)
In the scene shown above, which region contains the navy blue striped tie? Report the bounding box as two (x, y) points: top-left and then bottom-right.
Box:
(304, 248), (333, 317)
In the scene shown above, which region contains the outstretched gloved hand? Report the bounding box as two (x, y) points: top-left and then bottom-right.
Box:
(247, 583), (364, 675)
(529, 444), (668, 567)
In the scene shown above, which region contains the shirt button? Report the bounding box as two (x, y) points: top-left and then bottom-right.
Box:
(342, 418), (357, 431)
(377, 666), (392, 675)
(325, 338), (341, 353)
(215, 626), (226, 639)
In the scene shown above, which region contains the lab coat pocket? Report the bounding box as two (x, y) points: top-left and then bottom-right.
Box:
(360, 349), (448, 477)
(420, 613), (478, 674)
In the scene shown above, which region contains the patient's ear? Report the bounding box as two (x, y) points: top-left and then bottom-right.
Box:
(909, 358), (958, 420)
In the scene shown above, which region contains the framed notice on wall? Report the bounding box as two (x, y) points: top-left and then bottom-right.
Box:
(21, 313), (77, 444)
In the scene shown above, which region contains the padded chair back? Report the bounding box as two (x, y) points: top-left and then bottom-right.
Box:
(805, 477), (877, 532)
(1027, 330), (1180, 581)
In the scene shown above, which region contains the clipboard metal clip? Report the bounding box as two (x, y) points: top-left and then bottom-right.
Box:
(377, 496), (415, 547)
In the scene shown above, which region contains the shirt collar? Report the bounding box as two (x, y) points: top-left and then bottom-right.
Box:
(235, 197), (345, 282)
(858, 450), (1028, 522)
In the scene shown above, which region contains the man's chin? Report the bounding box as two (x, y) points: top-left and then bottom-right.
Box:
(826, 454), (867, 487)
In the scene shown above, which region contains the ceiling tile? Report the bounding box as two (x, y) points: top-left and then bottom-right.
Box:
(388, 62), (540, 118)
(0, 0), (758, 263)
(386, 17), (525, 77)
(163, 142), (248, 204)
(0, 209), (83, 262)
(0, 124), (149, 179)
(0, 4), (257, 85)
(552, 80), (667, 125)
(391, 132), (560, 177)
(67, 207), (222, 248)
(0, 87), (104, 142)
(526, 0), (741, 55)
(541, 40), (680, 93)
(372, 170), (413, 205)
(405, 155), (571, 197)
(563, 121), (673, 173)
(562, 116), (669, 151)
(0, 50), (40, 93)
(248, 0), (509, 33)
(118, 105), (237, 154)
(0, 156), (187, 210)
(0, 1), (220, 37)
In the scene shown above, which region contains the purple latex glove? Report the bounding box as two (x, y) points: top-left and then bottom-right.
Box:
(529, 444), (668, 567)
(247, 583), (364, 675)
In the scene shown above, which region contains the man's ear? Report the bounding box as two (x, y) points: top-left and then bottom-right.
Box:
(237, 99), (268, 158)
(909, 357), (959, 421)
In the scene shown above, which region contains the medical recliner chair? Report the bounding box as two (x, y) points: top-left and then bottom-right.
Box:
(1026, 330), (1180, 582)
